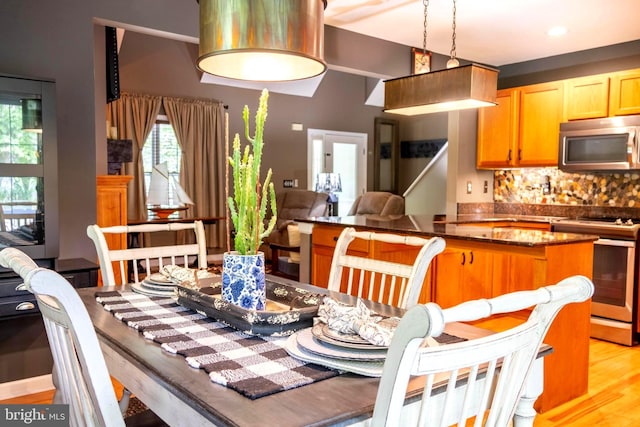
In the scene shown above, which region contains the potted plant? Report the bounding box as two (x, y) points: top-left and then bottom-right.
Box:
(222, 89), (277, 310)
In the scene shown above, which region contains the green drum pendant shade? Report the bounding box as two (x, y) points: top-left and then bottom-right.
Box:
(198, 0), (327, 82)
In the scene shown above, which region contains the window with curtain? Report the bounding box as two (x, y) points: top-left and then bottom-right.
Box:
(142, 116), (182, 205)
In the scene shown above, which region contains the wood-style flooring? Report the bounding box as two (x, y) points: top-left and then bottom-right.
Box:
(1, 338), (639, 426)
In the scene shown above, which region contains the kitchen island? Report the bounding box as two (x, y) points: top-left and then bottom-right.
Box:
(296, 214), (598, 413)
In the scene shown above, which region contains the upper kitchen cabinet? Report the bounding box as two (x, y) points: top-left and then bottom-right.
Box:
(477, 81), (563, 169)
(477, 89), (519, 168)
(564, 75), (610, 120)
(518, 81), (564, 167)
(609, 69), (640, 116)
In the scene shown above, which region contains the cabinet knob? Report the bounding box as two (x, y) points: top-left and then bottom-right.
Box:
(461, 252), (466, 265)
(333, 236), (339, 242)
(16, 302), (35, 311)
(469, 251), (474, 264)
(15, 283), (27, 292)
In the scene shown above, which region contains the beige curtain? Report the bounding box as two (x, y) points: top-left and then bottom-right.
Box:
(106, 93), (162, 222)
(163, 96), (226, 249)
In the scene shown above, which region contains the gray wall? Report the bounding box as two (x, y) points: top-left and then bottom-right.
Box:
(0, 0), (202, 260)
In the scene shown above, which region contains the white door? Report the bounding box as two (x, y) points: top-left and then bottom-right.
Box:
(307, 129), (367, 216)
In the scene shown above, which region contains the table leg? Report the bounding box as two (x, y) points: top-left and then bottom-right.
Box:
(513, 358), (543, 427)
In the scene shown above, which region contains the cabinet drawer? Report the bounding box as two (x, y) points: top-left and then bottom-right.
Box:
(313, 228), (369, 252)
(0, 295), (39, 317)
(0, 277), (30, 298)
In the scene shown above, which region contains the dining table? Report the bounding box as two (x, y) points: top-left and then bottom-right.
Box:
(78, 274), (550, 427)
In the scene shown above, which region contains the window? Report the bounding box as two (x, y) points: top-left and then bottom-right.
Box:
(142, 117), (182, 205)
(0, 96), (42, 234)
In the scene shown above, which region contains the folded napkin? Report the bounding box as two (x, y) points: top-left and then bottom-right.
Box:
(317, 298), (400, 346)
(160, 265), (216, 288)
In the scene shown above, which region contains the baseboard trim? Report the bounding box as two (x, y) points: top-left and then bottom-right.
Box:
(0, 375), (54, 400)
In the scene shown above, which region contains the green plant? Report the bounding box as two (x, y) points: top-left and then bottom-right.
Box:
(227, 89), (277, 255)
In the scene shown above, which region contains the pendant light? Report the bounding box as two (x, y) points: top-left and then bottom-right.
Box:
(384, 0), (498, 116)
(197, 0), (327, 82)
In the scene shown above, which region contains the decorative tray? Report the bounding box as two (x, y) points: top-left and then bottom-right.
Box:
(175, 279), (324, 337)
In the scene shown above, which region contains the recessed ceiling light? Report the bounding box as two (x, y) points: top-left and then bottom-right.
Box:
(547, 26), (567, 37)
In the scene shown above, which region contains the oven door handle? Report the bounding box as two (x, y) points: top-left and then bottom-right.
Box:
(594, 238), (636, 248)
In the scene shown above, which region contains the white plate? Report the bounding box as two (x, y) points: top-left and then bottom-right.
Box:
(296, 328), (387, 361)
(141, 280), (176, 291)
(285, 333), (384, 377)
(312, 324), (388, 350)
(131, 282), (176, 297)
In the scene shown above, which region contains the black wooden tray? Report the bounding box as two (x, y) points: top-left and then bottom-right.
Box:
(175, 279), (324, 336)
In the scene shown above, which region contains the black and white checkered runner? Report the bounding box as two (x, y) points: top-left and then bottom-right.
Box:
(95, 290), (338, 399)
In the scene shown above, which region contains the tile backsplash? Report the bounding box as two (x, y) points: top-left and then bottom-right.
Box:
(494, 168), (640, 207)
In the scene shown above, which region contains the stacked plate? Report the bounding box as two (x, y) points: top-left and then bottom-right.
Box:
(285, 323), (388, 377)
(131, 273), (177, 297)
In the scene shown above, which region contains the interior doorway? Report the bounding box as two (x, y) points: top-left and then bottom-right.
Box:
(307, 129), (367, 216)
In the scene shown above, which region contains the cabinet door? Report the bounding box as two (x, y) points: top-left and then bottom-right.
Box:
(311, 245), (335, 288)
(610, 69), (640, 116)
(477, 89), (519, 169)
(434, 249), (492, 308)
(518, 81), (564, 167)
(310, 226), (369, 289)
(492, 253), (539, 297)
(565, 75), (609, 120)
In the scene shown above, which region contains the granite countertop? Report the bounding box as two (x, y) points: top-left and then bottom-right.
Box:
(297, 214), (598, 248)
(440, 213), (570, 224)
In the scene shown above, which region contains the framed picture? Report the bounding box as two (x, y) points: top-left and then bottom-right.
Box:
(411, 47), (431, 74)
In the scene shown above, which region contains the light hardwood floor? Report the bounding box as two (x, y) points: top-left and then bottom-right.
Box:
(1, 339), (638, 425)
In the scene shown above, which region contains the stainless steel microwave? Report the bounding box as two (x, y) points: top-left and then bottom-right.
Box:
(558, 115), (640, 171)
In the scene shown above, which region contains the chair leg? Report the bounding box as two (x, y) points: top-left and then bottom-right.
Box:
(119, 387), (132, 416)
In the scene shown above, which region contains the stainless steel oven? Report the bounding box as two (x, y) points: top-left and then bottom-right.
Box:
(552, 218), (639, 346)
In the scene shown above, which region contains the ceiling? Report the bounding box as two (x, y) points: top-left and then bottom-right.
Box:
(325, 0), (640, 67)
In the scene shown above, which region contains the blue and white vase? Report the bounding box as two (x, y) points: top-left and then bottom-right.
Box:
(221, 251), (266, 310)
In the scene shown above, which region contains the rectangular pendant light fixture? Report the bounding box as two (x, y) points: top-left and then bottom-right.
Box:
(383, 63), (499, 116)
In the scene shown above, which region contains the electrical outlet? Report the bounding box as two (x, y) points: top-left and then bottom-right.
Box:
(283, 179), (294, 188)
(466, 181), (472, 194)
(483, 180), (488, 193)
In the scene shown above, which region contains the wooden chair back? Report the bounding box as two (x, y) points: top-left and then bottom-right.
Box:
(370, 275), (594, 427)
(327, 227), (445, 309)
(86, 221), (207, 285)
(0, 247), (126, 427)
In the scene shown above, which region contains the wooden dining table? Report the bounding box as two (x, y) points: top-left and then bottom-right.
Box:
(78, 275), (549, 427)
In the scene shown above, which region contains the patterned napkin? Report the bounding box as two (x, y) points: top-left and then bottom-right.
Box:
(317, 298), (442, 348)
(96, 290), (338, 399)
(317, 298), (400, 346)
(159, 265), (214, 287)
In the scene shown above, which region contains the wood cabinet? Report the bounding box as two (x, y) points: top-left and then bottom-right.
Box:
(518, 81), (564, 167)
(477, 89), (519, 168)
(564, 75), (610, 120)
(96, 175), (132, 285)
(477, 81), (563, 169)
(433, 248), (492, 307)
(609, 69), (640, 116)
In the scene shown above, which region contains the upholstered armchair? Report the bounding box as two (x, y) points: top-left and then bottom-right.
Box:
(347, 191), (405, 216)
(264, 190), (328, 278)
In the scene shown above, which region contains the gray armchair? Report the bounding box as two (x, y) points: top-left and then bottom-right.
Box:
(347, 191), (405, 216)
(265, 190), (328, 279)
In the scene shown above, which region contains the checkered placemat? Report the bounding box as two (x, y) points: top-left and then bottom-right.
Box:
(95, 290), (338, 399)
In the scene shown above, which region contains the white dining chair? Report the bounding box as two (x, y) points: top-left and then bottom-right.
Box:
(327, 227), (446, 309)
(369, 274), (594, 427)
(86, 221), (207, 285)
(0, 247), (167, 427)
